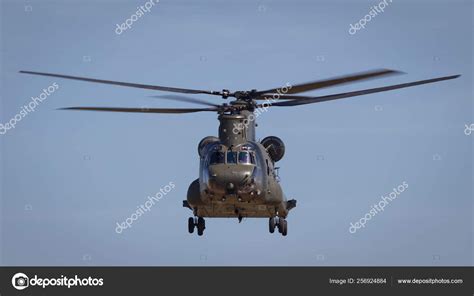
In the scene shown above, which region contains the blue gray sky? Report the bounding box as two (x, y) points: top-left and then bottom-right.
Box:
(0, 0), (472, 266)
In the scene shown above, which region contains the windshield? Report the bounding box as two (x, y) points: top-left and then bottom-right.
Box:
(227, 151), (237, 164)
(210, 152), (225, 164)
(238, 151), (255, 164)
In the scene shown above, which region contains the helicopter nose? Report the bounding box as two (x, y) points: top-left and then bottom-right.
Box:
(208, 164), (255, 192)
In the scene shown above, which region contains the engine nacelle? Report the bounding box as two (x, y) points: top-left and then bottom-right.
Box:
(198, 136), (219, 157)
(261, 136), (285, 162)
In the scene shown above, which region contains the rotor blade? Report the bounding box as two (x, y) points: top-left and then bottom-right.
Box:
(256, 69), (404, 96)
(19, 70), (221, 96)
(260, 74), (461, 107)
(150, 95), (220, 107)
(255, 94), (307, 100)
(58, 106), (220, 114)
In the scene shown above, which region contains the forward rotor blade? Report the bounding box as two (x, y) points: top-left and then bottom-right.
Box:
(58, 106), (220, 114)
(151, 95), (220, 107)
(261, 74), (461, 107)
(256, 69), (403, 96)
(19, 70), (221, 96)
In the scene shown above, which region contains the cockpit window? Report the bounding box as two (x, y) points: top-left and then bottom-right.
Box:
(227, 151), (237, 164)
(239, 151), (255, 164)
(210, 152), (225, 164)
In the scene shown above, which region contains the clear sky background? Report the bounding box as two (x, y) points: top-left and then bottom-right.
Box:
(0, 0), (472, 266)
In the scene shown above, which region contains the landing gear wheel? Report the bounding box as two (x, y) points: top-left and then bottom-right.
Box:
(281, 219), (288, 236)
(197, 217), (206, 236)
(277, 218), (288, 236)
(269, 217), (276, 233)
(188, 217), (195, 234)
(197, 228), (204, 236)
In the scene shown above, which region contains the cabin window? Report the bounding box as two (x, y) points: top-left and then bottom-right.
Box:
(226, 151), (237, 164)
(210, 152), (225, 164)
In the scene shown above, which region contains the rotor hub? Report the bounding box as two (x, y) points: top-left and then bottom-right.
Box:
(221, 89), (230, 99)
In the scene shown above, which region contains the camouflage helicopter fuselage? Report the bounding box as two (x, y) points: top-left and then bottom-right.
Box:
(184, 108), (296, 223)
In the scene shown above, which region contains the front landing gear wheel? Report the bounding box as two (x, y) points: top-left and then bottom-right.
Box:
(188, 217), (195, 234)
(269, 217), (276, 233)
(277, 218), (288, 236)
(197, 217), (206, 236)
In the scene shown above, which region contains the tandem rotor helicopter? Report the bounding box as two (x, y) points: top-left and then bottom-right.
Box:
(20, 69), (459, 236)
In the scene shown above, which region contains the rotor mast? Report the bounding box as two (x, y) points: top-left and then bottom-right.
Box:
(218, 109), (256, 147)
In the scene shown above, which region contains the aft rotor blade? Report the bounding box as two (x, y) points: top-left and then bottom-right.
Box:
(151, 95), (220, 107)
(261, 74), (461, 107)
(19, 70), (221, 95)
(256, 69), (404, 96)
(58, 106), (221, 113)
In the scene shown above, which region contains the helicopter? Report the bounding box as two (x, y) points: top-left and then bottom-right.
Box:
(19, 69), (460, 236)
